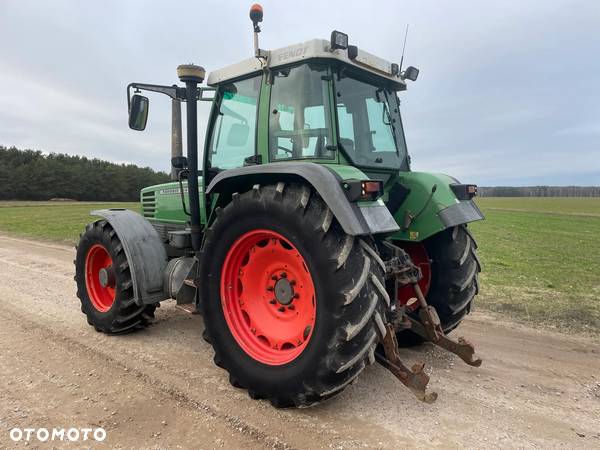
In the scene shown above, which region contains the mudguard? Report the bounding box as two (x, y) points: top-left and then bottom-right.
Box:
(388, 172), (485, 242)
(91, 209), (168, 305)
(205, 162), (399, 236)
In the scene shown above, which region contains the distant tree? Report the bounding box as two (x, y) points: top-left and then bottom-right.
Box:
(0, 145), (170, 201)
(478, 186), (600, 197)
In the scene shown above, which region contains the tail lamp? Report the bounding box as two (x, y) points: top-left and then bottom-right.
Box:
(342, 179), (384, 202)
(450, 183), (478, 200)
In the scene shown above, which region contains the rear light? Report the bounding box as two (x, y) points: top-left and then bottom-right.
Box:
(342, 179), (384, 202)
(450, 183), (478, 200)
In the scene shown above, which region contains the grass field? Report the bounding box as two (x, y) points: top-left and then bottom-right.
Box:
(471, 197), (600, 332)
(0, 198), (598, 332)
(0, 201), (139, 242)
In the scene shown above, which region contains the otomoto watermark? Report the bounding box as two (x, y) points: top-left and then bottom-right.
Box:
(9, 427), (107, 443)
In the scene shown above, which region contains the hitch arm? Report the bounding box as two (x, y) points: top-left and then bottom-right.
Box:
(409, 283), (482, 367)
(375, 324), (438, 403)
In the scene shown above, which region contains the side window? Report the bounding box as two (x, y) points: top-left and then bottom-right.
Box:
(336, 105), (355, 154)
(269, 64), (334, 161)
(209, 76), (261, 170)
(365, 97), (396, 152)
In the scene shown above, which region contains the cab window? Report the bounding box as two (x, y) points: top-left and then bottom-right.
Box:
(269, 64), (334, 161)
(209, 75), (261, 170)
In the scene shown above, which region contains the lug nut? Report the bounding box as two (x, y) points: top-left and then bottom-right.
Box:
(278, 306), (285, 312)
(289, 280), (296, 286)
(266, 286), (274, 292)
(293, 293), (300, 299)
(271, 275), (278, 281)
(287, 304), (295, 310)
(280, 272), (287, 278)
(269, 299), (276, 304)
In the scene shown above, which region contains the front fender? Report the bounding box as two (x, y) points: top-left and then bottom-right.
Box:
(91, 209), (168, 305)
(388, 172), (484, 242)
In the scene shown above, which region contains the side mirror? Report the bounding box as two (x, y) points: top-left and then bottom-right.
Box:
(226, 123), (250, 147)
(402, 66), (419, 82)
(171, 156), (188, 169)
(129, 94), (149, 130)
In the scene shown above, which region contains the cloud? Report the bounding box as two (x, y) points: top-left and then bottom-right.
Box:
(0, 0), (598, 184)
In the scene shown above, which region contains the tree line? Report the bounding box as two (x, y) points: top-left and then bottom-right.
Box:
(478, 186), (600, 197)
(0, 146), (170, 201)
(2, 146), (598, 200)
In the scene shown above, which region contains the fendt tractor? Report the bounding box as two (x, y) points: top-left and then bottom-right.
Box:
(75, 4), (484, 406)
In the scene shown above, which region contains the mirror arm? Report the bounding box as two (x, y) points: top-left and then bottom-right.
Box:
(127, 83), (216, 109)
(127, 83), (187, 110)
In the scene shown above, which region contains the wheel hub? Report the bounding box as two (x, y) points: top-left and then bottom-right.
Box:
(98, 266), (116, 288)
(274, 277), (294, 305)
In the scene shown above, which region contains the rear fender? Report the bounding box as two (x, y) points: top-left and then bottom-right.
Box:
(205, 162), (399, 236)
(387, 172), (484, 242)
(91, 209), (168, 305)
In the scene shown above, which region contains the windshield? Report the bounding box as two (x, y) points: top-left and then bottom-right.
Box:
(334, 74), (407, 169)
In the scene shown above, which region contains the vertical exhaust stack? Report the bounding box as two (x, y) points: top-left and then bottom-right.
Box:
(170, 94), (183, 180)
(177, 64), (205, 252)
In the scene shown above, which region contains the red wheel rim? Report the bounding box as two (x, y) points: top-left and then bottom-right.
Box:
(220, 229), (316, 365)
(396, 242), (431, 310)
(85, 244), (116, 312)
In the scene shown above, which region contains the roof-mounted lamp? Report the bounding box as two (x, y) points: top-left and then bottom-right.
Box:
(401, 66), (419, 82)
(330, 30), (349, 50)
(249, 4), (267, 59)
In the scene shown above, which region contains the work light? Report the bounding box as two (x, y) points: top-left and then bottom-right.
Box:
(330, 30), (349, 50)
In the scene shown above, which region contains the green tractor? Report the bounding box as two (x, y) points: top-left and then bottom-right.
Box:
(75, 4), (483, 406)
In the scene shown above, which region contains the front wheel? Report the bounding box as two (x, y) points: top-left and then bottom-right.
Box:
(74, 220), (156, 334)
(200, 183), (388, 408)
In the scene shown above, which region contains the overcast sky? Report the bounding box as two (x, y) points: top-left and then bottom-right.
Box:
(1, 0), (598, 185)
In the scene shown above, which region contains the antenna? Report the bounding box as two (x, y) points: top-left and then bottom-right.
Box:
(399, 24), (409, 73)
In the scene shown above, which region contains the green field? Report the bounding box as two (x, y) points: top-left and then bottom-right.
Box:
(0, 201), (139, 242)
(0, 198), (598, 332)
(471, 197), (600, 332)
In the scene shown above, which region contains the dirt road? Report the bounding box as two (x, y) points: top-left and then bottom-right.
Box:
(0, 235), (598, 449)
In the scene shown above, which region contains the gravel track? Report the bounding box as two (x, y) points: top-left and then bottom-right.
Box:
(0, 235), (598, 449)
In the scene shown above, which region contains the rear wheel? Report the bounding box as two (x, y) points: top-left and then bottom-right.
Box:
(75, 220), (156, 334)
(200, 183), (388, 407)
(396, 224), (481, 345)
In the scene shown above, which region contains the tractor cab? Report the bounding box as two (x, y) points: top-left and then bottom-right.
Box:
(204, 37), (417, 182)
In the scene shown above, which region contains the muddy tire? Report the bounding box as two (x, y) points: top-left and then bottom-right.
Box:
(199, 183), (389, 408)
(75, 220), (156, 334)
(397, 224), (481, 345)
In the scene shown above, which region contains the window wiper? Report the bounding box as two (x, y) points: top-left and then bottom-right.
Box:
(382, 89), (400, 153)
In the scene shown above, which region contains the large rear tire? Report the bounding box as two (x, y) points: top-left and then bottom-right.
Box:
(396, 224), (481, 345)
(75, 220), (156, 334)
(200, 183), (389, 408)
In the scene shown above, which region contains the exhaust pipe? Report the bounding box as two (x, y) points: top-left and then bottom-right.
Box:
(177, 64), (205, 252)
(170, 95), (183, 180)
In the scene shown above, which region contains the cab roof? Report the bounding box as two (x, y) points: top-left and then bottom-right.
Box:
(206, 39), (407, 90)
